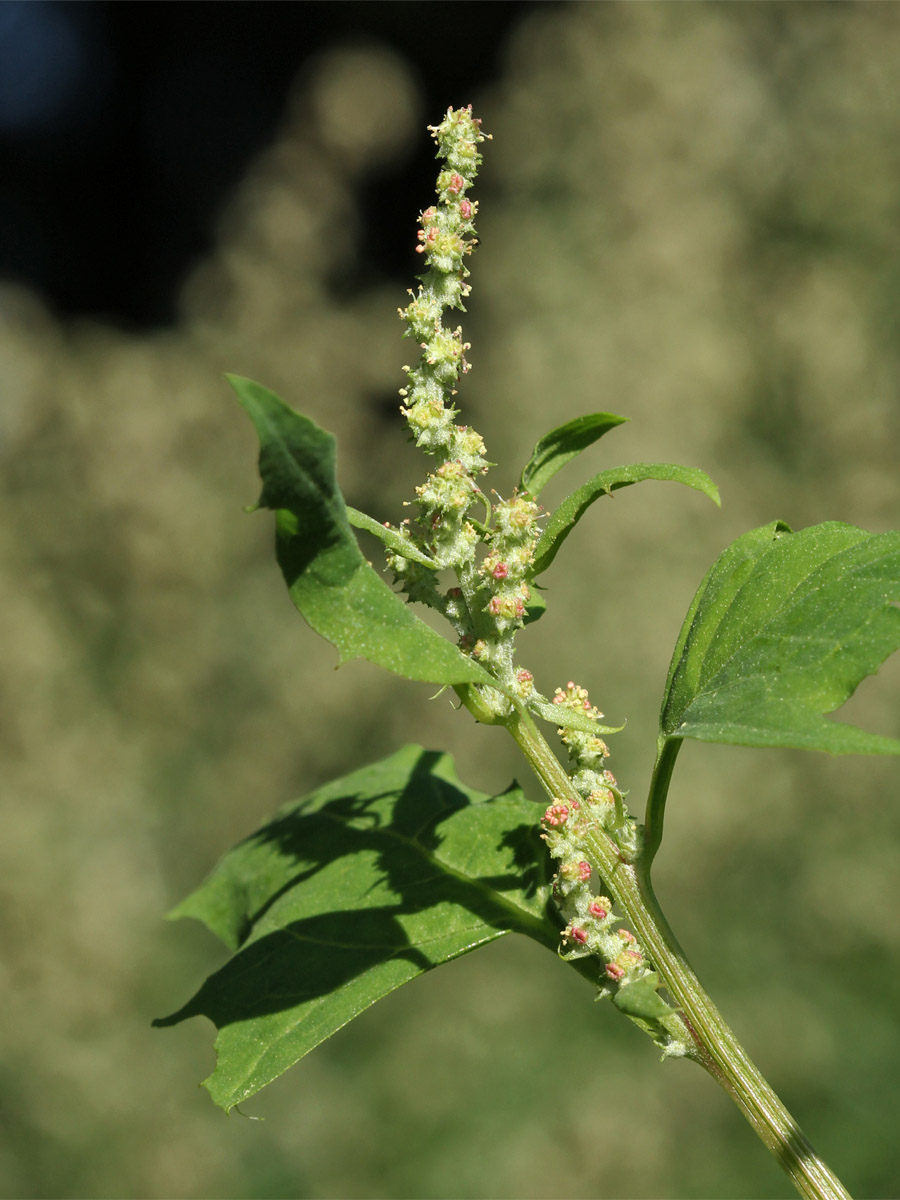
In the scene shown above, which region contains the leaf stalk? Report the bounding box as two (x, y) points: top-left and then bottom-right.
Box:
(643, 734), (682, 866)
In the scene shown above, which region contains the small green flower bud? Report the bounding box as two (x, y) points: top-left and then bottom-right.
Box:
(428, 105), (490, 177)
(493, 494), (540, 539)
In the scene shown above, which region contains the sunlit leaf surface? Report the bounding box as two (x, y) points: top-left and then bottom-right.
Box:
(519, 412), (628, 498)
(532, 463), (720, 577)
(659, 520), (900, 754)
(230, 376), (498, 689)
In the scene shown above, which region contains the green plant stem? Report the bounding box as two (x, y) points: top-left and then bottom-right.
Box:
(505, 707), (852, 1200)
(644, 734), (682, 867)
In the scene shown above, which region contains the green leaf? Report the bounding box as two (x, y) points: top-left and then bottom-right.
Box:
(659, 520), (900, 755)
(228, 375), (499, 690)
(154, 745), (557, 1111)
(531, 463), (720, 578)
(523, 587), (547, 626)
(612, 973), (676, 1021)
(527, 697), (624, 737)
(346, 506), (438, 570)
(519, 413), (628, 498)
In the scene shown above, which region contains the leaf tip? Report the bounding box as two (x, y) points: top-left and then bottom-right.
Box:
(202, 1075), (236, 1115)
(225, 373), (267, 412)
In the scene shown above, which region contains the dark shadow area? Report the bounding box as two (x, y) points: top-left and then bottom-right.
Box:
(155, 747), (553, 1030)
(0, 0), (553, 328)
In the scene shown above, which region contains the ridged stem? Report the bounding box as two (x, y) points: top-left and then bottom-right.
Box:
(505, 707), (852, 1200)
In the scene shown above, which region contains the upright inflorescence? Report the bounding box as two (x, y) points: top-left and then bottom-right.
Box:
(385, 110), (692, 1061)
(386, 107), (543, 695)
(397, 105), (490, 572)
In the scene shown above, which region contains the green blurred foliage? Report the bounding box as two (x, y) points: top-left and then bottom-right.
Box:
(2, 7), (900, 1197)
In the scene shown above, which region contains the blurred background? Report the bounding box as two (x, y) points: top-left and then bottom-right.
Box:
(2, 3), (900, 1197)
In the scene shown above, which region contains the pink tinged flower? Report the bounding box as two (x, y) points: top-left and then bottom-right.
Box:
(488, 595), (502, 616)
(513, 598), (525, 618)
(576, 860), (591, 881)
(568, 925), (588, 945)
(617, 929), (636, 944)
(588, 901), (608, 920)
(605, 962), (626, 982)
(447, 172), (466, 194)
(542, 803), (569, 827)
(516, 669), (533, 684)
(624, 949), (643, 965)
(459, 199), (472, 219)
(492, 562), (509, 580)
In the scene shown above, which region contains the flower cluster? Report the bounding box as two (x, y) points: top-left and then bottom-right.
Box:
(388, 107), (545, 695)
(379, 107), (698, 1067)
(480, 493), (541, 636)
(552, 680), (641, 861)
(384, 521), (443, 610)
(536, 680), (691, 1055)
(397, 106), (491, 573)
(540, 791), (646, 987)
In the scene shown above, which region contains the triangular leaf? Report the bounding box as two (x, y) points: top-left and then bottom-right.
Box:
(532, 463), (720, 577)
(660, 520), (900, 754)
(520, 413), (628, 498)
(229, 376), (499, 690)
(154, 745), (557, 1111)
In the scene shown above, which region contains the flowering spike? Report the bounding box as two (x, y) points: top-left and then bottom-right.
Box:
(393, 107), (493, 582)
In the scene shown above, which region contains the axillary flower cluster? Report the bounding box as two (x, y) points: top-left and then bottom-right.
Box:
(540, 682), (690, 1057)
(385, 109), (690, 1051)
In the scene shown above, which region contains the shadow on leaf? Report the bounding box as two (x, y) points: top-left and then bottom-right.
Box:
(155, 746), (556, 1042)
